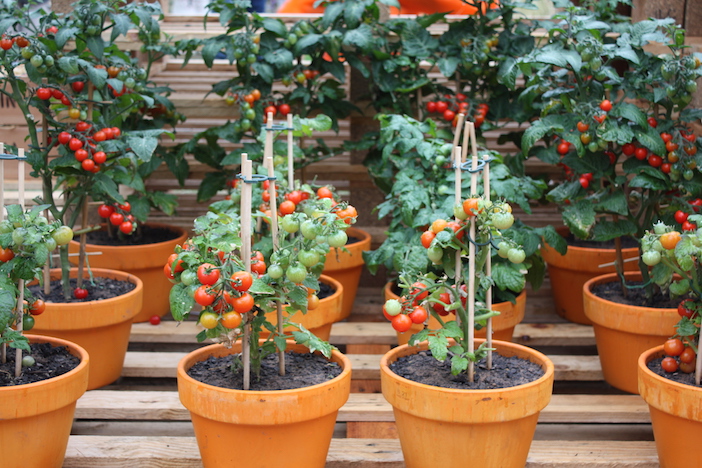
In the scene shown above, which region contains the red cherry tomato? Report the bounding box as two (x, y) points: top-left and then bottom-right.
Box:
(149, 315), (161, 325)
(197, 263), (221, 285)
(391, 314), (413, 333)
(73, 287), (89, 299)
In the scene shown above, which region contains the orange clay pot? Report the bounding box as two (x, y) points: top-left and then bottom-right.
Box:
(31, 268), (143, 390)
(384, 282), (526, 345)
(177, 340), (352, 468)
(0, 334), (88, 468)
(69, 223), (187, 322)
(265, 274), (342, 341)
(638, 345), (702, 467)
(322, 226), (371, 320)
(380, 339), (554, 468)
(584, 272), (679, 394)
(540, 226), (639, 325)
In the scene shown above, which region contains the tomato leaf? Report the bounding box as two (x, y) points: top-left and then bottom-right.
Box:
(169, 284), (195, 322)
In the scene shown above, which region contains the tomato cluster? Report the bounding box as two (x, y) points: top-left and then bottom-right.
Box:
(97, 201), (135, 235)
(424, 94), (489, 128)
(661, 335), (697, 374)
(622, 128), (698, 178)
(57, 123), (121, 173)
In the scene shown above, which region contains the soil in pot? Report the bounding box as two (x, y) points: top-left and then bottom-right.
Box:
(646, 358), (702, 388)
(0, 342), (80, 386)
(187, 351), (342, 391)
(389, 349), (545, 390)
(83, 224), (182, 246)
(590, 280), (680, 309)
(29, 276), (136, 303)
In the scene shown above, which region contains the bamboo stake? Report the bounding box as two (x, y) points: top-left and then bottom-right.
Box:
(287, 114), (294, 189)
(481, 150), (493, 370)
(43, 113), (51, 293)
(240, 153), (253, 391)
(266, 149), (286, 376)
(76, 198), (89, 289)
(467, 121), (479, 383)
(14, 279), (24, 378)
(14, 150), (26, 377)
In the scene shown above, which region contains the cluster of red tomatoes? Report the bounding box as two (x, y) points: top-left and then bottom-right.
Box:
(661, 327), (698, 375)
(97, 201), (136, 235)
(383, 282), (432, 333)
(621, 128), (697, 175)
(57, 123), (121, 173)
(673, 209), (698, 232)
(0, 34), (29, 50)
(425, 94), (489, 128)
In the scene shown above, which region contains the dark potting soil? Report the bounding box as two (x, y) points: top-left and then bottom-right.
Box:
(82, 225), (181, 246)
(647, 357), (702, 389)
(0, 342), (80, 387)
(346, 235), (360, 245)
(29, 276), (136, 303)
(590, 280), (681, 309)
(317, 281), (334, 300)
(389, 350), (545, 390)
(566, 233), (638, 249)
(187, 351), (342, 391)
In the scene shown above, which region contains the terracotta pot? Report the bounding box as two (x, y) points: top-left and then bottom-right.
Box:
(264, 274), (343, 341)
(31, 268), (143, 390)
(540, 226), (639, 325)
(69, 223), (187, 322)
(639, 345), (702, 467)
(322, 226), (371, 320)
(0, 334), (89, 468)
(380, 339), (554, 468)
(384, 282), (526, 345)
(584, 272), (679, 394)
(177, 341), (352, 468)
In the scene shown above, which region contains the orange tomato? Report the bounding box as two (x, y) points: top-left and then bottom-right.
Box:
(660, 231), (682, 250)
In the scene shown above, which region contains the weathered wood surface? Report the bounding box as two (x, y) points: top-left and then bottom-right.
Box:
(63, 436), (660, 467)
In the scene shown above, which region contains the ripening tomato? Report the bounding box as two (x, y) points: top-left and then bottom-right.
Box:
(279, 200), (296, 215)
(221, 311), (242, 329)
(680, 347), (696, 364)
(410, 281), (428, 303)
(462, 197), (480, 217)
(199, 311), (218, 329)
(28, 299), (45, 316)
(660, 231), (682, 250)
(420, 230), (435, 249)
(599, 99), (612, 112)
(317, 186), (334, 199)
(678, 299), (696, 319)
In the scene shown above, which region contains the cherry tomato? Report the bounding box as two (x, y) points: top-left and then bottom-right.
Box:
(664, 338), (685, 357)
(81, 159), (95, 172)
(197, 263), (220, 285)
(680, 347), (696, 364)
(119, 221), (133, 234)
(74, 149), (88, 162)
(435, 101), (448, 113)
(97, 204), (114, 218)
(420, 230), (436, 249)
(109, 212), (124, 226)
(36, 87), (51, 100)
(72, 81), (85, 93)
(279, 200), (296, 215)
(278, 103), (291, 116)
(599, 99), (612, 112)
(149, 315), (161, 325)
(58, 131), (71, 145)
(73, 287), (89, 299)
(391, 313), (413, 333)
(678, 299), (696, 319)
(231, 292), (254, 314)
(660, 231), (681, 250)
(194, 285), (216, 307)
(634, 147), (648, 160)
(557, 141), (570, 155)
(230, 271), (253, 292)
(682, 221), (696, 232)
(69, 138), (83, 151)
(410, 281), (428, 303)
(408, 306), (428, 324)
(93, 151), (107, 164)
(317, 186), (334, 199)
(426, 101), (437, 113)
(661, 356), (678, 373)
(199, 311), (218, 329)
(221, 311), (242, 329)
(622, 143), (636, 156)
(648, 154), (663, 168)
(28, 299), (45, 315)
(647, 117), (658, 128)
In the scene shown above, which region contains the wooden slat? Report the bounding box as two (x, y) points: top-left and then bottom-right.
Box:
(121, 351), (603, 381)
(63, 436), (660, 467)
(129, 321), (593, 347)
(75, 391), (650, 425)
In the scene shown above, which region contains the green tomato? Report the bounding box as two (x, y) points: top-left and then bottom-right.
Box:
(507, 248), (526, 264)
(45, 237), (57, 252)
(327, 230), (348, 248)
(453, 204), (469, 220)
(124, 77), (136, 89)
(21, 48), (34, 59)
(642, 250), (661, 266)
(653, 222), (668, 235)
(267, 264), (284, 280)
(281, 216), (300, 234)
(298, 249), (320, 267)
(246, 53), (257, 64)
(384, 299), (402, 316)
(12, 228), (27, 246)
(51, 226), (74, 246)
(43, 55), (54, 67)
(245, 108), (256, 120)
(285, 262), (307, 283)
(180, 269), (198, 286)
(21, 355), (35, 367)
(29, 55), (43, 67)
(427, 244), (444, 264)
(491, 212), (514, 230)
(22, 314), (35, 331)
(496, 241), (511, 258)
(300, 220), (319, 240)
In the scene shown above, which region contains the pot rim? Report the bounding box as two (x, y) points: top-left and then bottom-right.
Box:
(69, 222), (188, 251)
(583, 271), (677, 314)
(177, 340), (352, 396)
(380, 338), (555, 394)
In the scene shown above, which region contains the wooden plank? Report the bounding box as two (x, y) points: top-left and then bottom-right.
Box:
(129, 321), (595, 348)
(121, 351), (603, 381)
(75, 391), (649, 425)
(63, 436), (660, 467)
